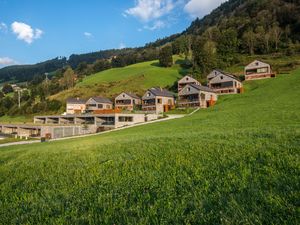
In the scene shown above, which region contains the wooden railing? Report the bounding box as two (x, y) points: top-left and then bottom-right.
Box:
(92, 109), (122, 114)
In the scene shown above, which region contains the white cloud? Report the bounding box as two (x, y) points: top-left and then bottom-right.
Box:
(144, 20), (166, 30)
(11, 21), (43, 44)
(184, 0), (227, 18)
(0, 57), (17, 66)
(119, 43), (126, 49)
(0, 22), (7, 32)
(84, 32), (93, 38)
(125, 0), (175, 22)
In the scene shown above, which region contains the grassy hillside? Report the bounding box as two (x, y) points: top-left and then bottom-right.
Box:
(51, 58), (186, 102)
(1, 68), (299, 223)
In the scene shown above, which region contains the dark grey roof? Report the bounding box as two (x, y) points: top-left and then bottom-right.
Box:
(214, 69), (241, 81)
(90, 97), (112, 104)
(189, 83), (216, 93)
(149, 87), (174, 97)
(66, 98), (86, 104)
(124, 92), (140, 99)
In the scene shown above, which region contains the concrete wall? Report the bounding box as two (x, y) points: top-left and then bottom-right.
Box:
(41, 125), (97, 139)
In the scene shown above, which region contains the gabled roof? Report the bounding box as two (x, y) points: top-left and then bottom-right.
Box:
(209, 70), (241, 83)
(207, 69), (223, 79)
(245, 60), (270, 70)
(178, 75), (199, 84)
(88, 97), (112, 104)
(189, 83), (216, 93)
(148, 87), (174, 97)
(66, 98), (86, 104)
(122, 92), (140, 99)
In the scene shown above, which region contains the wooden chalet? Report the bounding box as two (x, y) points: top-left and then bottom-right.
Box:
(208, 70), (243, 95)
(245, 60), (275, 81)
(115, 92), (141, 111)
(178, 84), (217, 108)
(142, 87), (175, 114)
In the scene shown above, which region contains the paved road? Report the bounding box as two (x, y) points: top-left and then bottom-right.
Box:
(0, 114), (186, 148)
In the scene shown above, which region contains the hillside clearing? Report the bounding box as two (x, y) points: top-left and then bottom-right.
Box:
(0, 68), (299, 224)
(50, 58), (186, 102)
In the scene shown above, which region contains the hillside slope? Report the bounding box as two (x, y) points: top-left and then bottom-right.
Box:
(51, 58), (186, 101)
(1, 69), (299, 223)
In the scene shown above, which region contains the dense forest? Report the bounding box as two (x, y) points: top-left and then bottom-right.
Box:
(0, 0), (300, 117)
(0, 57), (67, 83)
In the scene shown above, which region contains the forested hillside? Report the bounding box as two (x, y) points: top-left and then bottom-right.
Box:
(0, 57), (67, 83)
(1, 0), (299, 84)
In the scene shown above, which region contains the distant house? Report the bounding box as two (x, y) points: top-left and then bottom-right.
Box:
(245, 60), (275, 81)
(86, 97), (113, 114)
(208, 70), (243, 95)
(178, 75), (201, 92)
(115, 92), (141, 111)
(142, 87), (175, 114)
(178, 84), (217, 108)
(66, 98), (86, 114)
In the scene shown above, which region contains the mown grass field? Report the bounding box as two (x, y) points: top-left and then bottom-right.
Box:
(0, 68), (299, 224)
(51, 57), (186, 102)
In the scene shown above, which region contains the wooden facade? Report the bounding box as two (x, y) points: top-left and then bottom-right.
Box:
(245, 60), (275, 81)
(208, 70), (243, 95)
(178, 75), (201, 92)
(178, 84), (217, 108)
(86, 97), (113, 113)
(142, 87), (175, 114)
(66, 98), (86, 114)
(115, 92), (141, 111)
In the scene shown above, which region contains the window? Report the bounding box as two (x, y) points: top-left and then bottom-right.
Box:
(186, 77), (189, 81)
(257, 68), (268, 73)
(123, 94), (125, 97)
(187, 87), (191, 92)
(88, 104), (96, 107)
(157, 98), (162, 104)
(119, 116), (133, 122)
(106, 105), (111, 109)
(147, 93), (151, 97)
(98, 104), (103, 109)
(220, 76), (223, 79)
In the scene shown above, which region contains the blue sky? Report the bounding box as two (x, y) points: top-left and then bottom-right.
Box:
(0, 0), (226, 67)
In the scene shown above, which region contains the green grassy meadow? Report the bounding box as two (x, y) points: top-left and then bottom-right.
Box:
(51, 58), (186, 102)
(0, 69), (299, 223)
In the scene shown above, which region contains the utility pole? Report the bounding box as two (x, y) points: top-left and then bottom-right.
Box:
(18, 89), (21, 108)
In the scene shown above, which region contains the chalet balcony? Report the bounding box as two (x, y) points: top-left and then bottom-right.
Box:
(115, 100), (132, 105)
(178, 99), (200, 107)
(142, 99), (156, 106)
